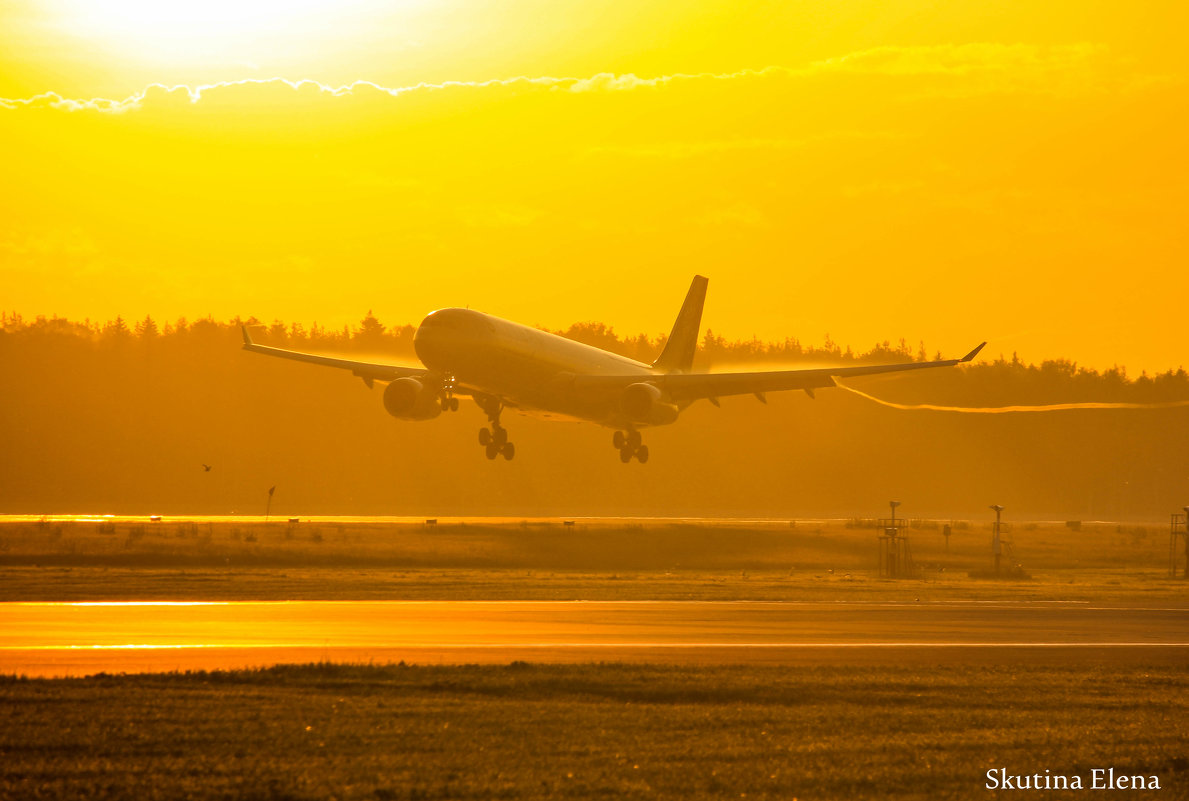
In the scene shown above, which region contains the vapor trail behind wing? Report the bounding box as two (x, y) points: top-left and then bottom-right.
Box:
(838, 384), (1189, 413)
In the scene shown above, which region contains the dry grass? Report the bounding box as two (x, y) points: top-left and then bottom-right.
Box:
(0, 519), (1182, 603)
(2, 520), (1184, 799)
(1, 518), (1172, 571)
(2, 661), (1186, 801)
(1, 565), (1184, 604)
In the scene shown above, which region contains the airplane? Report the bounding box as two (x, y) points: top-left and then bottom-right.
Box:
(242, 276), (984, 463)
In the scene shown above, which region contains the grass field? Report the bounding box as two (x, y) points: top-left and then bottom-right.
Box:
(1, 518), (1183, 602)
(3, 519), (1185, 799)
(2, 661), (1186, 800)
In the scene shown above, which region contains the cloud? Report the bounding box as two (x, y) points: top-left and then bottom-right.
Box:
(800, 43), (1154, 98)
(807, 43), (1108, 77)
(0, 229), (100, 258)
(455, 203), (543, 228)
(582, 131), (905, 160)
(0, 43), (1154, 114)
(566, 72), (672, 92)
(0, 91), (134, 113)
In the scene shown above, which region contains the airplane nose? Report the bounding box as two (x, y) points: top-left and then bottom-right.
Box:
(414, 310), (460, 369)
(413, 321), (442, 367)
(414, 309), (494, 371)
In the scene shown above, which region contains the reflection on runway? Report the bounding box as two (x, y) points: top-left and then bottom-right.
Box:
(2, 600), (1186, 677)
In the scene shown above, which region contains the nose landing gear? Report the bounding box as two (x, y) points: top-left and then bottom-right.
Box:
(439, 377), (460, 412)
(613, 430), (649, 463)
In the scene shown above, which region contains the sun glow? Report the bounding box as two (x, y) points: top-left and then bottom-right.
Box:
(50, 0), (424, 67)
(2, 0), (1187, 372)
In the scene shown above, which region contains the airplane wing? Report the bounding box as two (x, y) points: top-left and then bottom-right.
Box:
(575, 343), (986, 401)
(240, 325), (430, 388)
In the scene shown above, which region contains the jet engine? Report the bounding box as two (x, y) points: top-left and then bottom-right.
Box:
(382, 377), (442, 420)
(621, 382), (679, 425)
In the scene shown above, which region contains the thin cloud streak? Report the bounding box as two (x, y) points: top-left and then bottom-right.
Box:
(0, 42), (1141, 114)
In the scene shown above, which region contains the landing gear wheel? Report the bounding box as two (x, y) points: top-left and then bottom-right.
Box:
(612, 429), (649, 462)
(450, 397), (460, 412)
(479, 396), (514, 463)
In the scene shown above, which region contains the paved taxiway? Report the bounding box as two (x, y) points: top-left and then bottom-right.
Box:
(2, 600), (1185, 677)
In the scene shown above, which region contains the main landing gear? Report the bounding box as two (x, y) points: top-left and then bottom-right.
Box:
(613, 430), (649, 464)
(478, 398), (514, 460)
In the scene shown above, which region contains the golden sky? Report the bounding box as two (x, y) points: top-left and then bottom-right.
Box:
(2, 0), (1186, 372)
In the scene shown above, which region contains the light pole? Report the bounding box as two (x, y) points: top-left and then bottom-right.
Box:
(1182, 506), (1189, 579)
(990, 504), (1004, 575)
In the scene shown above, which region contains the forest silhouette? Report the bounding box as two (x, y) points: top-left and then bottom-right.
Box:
(2, 312), (1187, 520)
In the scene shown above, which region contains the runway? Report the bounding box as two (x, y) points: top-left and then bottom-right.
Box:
(0, 514), (836, 526)
(2, 600), (1186, 677)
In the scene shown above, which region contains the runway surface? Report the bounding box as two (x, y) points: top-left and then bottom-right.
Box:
(0, 514), (817, 524)
(0, 513), (1094, 525)
(2, 600), (1186, 677)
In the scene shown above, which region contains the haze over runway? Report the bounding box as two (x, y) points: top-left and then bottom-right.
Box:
(3, 600), (1185, 677)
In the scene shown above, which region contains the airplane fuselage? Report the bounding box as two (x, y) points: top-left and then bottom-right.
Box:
(242, 274), (982, 462)
(413, 308), (663, 428)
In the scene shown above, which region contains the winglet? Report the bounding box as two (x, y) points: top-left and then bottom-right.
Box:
(241, 324), (268, 348)
(960, 342), (987, 363)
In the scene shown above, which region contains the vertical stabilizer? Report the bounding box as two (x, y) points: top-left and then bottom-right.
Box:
(652, 275), (708, 374)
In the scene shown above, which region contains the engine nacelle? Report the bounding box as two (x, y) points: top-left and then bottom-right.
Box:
(382, 377), (442, 420)
(621, 382), (679, 425)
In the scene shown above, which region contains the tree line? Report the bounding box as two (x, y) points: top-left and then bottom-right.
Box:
(3, 311), (1187, 519)
(3, 311), (1186, 403)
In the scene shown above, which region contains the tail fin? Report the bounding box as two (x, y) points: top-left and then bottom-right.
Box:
(652, 275), (708, 374)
